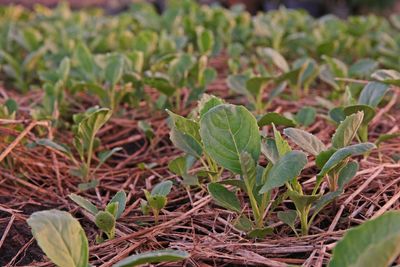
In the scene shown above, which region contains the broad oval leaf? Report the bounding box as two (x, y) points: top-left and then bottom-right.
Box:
(27, 210), (89, 267)
(343, 105), (375, 124)
(329, 211), (400, 267)
(358, 82), (390, 107)
(258, 47), (289, 72)
(294, 107), (316, 127)
(208, 183), (241, 212)
(246, 77), (271, 97)
(371, 69), (400, 86)
(337, 161), (359, 189)
(226, 74), (249, 96)
(113, 249), (189, 267)
(200, 104), (261, 174)
(76, 107), (112, 152)
(105, 54), (124, 87)
(349, 58), (378, 78)
(109, 190), (127, 219)
(259, 151), (307, 193)
(331, 112), (364, 149)
(257, 112), (296, 127)
(283, 128), (325, 156)
(318, 143), (376, 178)
(69, 193), (99, 215)
(198, 94), (224, 118)
(151, 180), (173, 196)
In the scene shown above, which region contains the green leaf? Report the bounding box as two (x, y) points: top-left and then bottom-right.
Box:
(138, 121), (154, 140)
(316, 148), (336, 169)
(112, 249), (189, 267)
(200, 104), (261, 174)
(337, 161), (359, 189)
(36, 139), (72, 157)
(226, 74), (249, 96)
(167, 110), (202, 158)
(147, 195), (168, 210)
(283, 128), (326, 156)
(349, 59), (378, 78)
(329, 107), (345, 124)
(69, 193), (99, 215)
(57, 57), (71, 83)
(331, 112), (364, 149)
(371, 69), (400, 86)
(322, 55), (348, 78)
(257, 112), (296, 127)
(272, 124), (291, 157)
(105, 202), (119, 218)
(318, 143), (376, 178)
(247, 227), (274, 238)
(97, 147), (123, 168)
(261, 138), (279, 164)
(259, 151), (307, 193)
(343, 105), (376, 124)
(105, 54), (124, 87)
(246, 77), (271, 97)
(196, 28), (214, 55)
(375, 133), (400, 147)
(75, 42), (95, 80)
(294, 107), (316, 127)
(109, 191), (126, 219)
(78, 179), (99, 191)
(95, 211), (116, 234)
(329, 211), (400, 267)
(27, 210), (89, 267)
(258, 47), (289, 72)
(358, 82), (390, 107)
(198, 94), (224, 118)
(208, 183), (241, 213)
(240, 152), (257, 190)
(287, 190), (320, 213)
(75, 107), (112, 155)
(151, 180), (173, 197)
(278, 210), (297, 232)
(143, 77), (175, 96)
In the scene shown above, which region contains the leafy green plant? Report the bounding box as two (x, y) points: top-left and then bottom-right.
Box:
(329, 211), (400, 267)
(33, 57), (70, 123)
(141, 180), (173, 223)
(261, 112), (376, 235)
(329, 81), (391, 142)
(69, 191), (126, 242)
(28, 209), (189, 267)
(37, 107), (121, 186)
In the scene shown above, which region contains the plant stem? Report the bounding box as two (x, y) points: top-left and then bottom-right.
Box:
(300, 210), (309, 236)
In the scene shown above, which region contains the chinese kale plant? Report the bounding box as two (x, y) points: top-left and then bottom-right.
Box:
(168, 95), (375, 236)
(28, 209), (189, 267)
(140, 180), (173, 223)
(69, 191), (126, 242)
(168, 94), (270, 236)
(37, 107), (121, 187)
(329, 81), (392, 143)
(266, 111), (376, 235)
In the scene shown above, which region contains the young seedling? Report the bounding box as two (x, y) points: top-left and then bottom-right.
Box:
(37, 106), (122, 188)
(141, 180), (173, 223)
(258, 112), (376, 235)
(167, 94), (225, 184)
(329, 81), (391, 142)
(69, 190), (126, 242)
(34, 57), (70, 123)
(28, 209), (189, 267)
